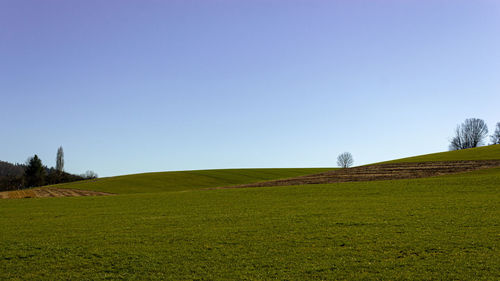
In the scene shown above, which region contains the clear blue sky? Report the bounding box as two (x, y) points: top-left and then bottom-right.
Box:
(1, 0), (499, 177)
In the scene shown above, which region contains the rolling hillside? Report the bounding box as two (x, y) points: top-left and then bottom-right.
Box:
(14, 145), (500, 196)
(6, 145), (500, 197)
(1, 166), (499, 280)
(49, 168), (335, 194)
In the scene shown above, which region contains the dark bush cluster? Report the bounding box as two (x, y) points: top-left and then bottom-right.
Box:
(0, 147), (97, 191)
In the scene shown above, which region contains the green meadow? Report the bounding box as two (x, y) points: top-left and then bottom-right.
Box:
(51, 168), (335, 194)
(381, 144), (500, 164)
(1, 146), (500, 280)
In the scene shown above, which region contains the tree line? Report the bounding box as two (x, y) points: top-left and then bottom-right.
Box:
(0, 146), (98, 192)
(449, 118), (500, 150)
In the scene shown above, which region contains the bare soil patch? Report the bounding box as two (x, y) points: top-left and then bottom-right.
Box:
(219, 160), (500, 189)
(0, 187), (114, 199)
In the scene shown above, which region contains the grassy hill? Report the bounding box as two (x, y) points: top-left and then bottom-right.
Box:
(51, 168), (335, 194)
(380, 144), (500, 164)
(48, 145), (500, 195)
(1, 167), (499, 280)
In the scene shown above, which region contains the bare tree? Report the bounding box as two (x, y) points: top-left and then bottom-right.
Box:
(337, 152), (354, 168)
(449, 118), (488, 150)
(83, 170), (98, 179)
(491, 122), (500, 145)
(449, 126), (465, 151)
(56, 146), (64, 173)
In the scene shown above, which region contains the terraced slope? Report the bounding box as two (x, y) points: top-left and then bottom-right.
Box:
(43, 168), (335, 195)
(226, 145), (500, 188)
(230, 160), (500, 188)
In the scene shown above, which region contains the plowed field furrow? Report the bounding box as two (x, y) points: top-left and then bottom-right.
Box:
(222, 160), (500, 189)
(0, 187), (114, 199)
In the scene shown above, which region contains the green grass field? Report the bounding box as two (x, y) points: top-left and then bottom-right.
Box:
(1, 147), (500, 280)
(50, 168), (335, 194)
(381, 144), (500, 164)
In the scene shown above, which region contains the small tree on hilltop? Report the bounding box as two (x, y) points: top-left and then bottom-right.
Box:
(337, 152), (354, 168)
(449, 118), (488, 150)
(56, 146), (64, 173)
(84, 170), (98, 179)
(24, 155), (46, 187)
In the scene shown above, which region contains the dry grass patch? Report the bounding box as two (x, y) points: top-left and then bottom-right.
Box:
(0, 187), (113, 199)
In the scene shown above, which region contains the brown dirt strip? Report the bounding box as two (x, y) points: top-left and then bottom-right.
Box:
(216, 160), (500, 189)
(0, 187), (114, 199)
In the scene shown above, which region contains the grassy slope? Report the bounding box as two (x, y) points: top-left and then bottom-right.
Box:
(51, 145), (500, 194)
(51, 168), (335, 194)
(380, 144), (500, 164)
(1, 167), (499, 280)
